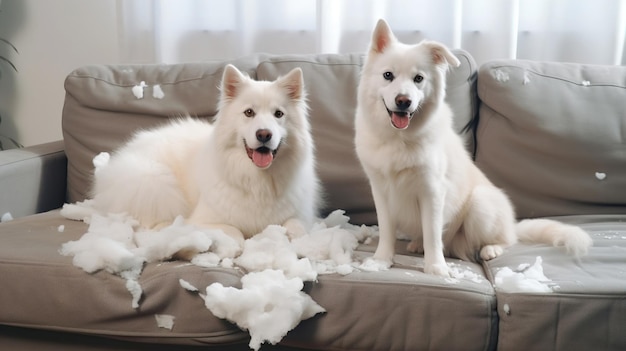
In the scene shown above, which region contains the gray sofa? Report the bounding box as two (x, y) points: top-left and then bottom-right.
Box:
(0, 50), (625, 351)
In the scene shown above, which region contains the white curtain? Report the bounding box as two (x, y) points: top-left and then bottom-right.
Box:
(118, 0), (626, 66)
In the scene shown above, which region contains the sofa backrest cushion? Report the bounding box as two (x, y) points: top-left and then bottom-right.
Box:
(62, 50), (477, 225)
(475, 60), (626, 218)
(62, 54), (263, 205)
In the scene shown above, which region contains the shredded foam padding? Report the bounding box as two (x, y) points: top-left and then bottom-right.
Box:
(494, 256), (555, 293)
(1, 212), (13, 222)
(493, 69), (510, 82)
(152, 84), (165, 99)
(60, 204), (378, 349)
(179, 279), (199, 292)
(203, 269), (326, 351)
(446, 262), (485, 284)
(132, 81), (147, 99)
(155, 314), (175, 330)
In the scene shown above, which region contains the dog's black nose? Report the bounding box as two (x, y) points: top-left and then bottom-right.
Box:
(256, 129), (272, 143)
(395, 95), (412, 110)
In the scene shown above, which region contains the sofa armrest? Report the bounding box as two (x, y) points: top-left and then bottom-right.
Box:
(0, 141), (67, 219)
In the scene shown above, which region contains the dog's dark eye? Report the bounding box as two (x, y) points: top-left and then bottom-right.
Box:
(414, 74), (424, 83)
(244, 108), (255, 117)
(383, 72), (394, 81)
(274, 110), (284, 118)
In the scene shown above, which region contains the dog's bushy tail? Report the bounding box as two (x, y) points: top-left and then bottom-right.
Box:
(516, 219), (592, 256)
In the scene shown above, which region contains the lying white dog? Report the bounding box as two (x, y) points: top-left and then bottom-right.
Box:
(91, 64), (321, 244)
(355, 19), (592, 276)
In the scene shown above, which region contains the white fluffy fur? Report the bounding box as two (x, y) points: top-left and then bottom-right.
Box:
(91, 65), (320, 244)
(354, 19), (592, 276)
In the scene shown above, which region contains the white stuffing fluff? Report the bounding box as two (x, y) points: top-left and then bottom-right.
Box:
(1, 212), (13, 222)
(59, 205), (377, 347)
(132, 81), (147, 99)
(133, 216), (214, 263)
(57, 225), (65, 232)
(446, 262), (485, 284)
(595, 172), (606, 180)
(203, 269), (325, 351)
(59, 213), (142, 274)
(126, 279), (143, 309)
(155, 314), (175, 330)
(582, 80), (591, 86)
(152, 84), (165, 99)
(494, 256), (555, 293)
(179, 279), (199, 292)
(522, 71), (531, 85)
(493, 69), (509, 82)
(60, 200), (98, 223)
(235, 225), (317, 281)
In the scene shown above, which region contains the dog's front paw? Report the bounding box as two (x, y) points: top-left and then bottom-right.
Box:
(406, 240), (423, 253)
(424, 262), (450, 277)
(360, 257), (392, 272)
(480, 244), (504, 261)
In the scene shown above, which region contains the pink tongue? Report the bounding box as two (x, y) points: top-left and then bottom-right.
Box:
(391, 112), (410, 129)
(252, 150), (273, 168)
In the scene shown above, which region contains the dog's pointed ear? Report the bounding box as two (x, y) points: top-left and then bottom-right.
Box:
(276, 67), (304, 101)
(221, 64), (246, 100)
(424, 41), (461, 68)
(370, 19), (395, 54)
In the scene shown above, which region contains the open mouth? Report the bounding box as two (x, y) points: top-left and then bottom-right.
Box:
(245, 142), (279, 169)
(385, 105), (416, 130)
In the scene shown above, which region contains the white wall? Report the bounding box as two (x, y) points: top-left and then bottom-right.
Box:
(0, 0), (121, 148)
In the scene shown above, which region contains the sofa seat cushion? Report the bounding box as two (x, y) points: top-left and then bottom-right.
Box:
(0, 211), (248, 346)
(0, 210), (497, 350)
(285, 247), (498, 351)
(475, 60), (626, 218)
(484, 215), (626, 351)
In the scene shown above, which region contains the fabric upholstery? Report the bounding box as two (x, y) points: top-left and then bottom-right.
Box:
(475, 60), (626, 218)
(484, 215), (626, 351)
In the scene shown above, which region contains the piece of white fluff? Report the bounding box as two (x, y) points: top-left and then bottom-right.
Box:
(203, 269), (325, 351)
(133, 216), (213, 263)
(522, 71), (531, 85)
(234, 225), (317, 282)
(59, 205), (372, 345)
(126, 279), (143, 309)
(446, 262), (485, 284)
(494, 256), (554, 293)
(179, 279), (199, 292)
(152, 84), (165, 99)
(155, 314), (175, 330)
(493, 69), (510, 82)
(1, 212), (13, 222)
(132, 81), (147, 99)
(60, 200), (99, 223)
(59, 213), (142, 274)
